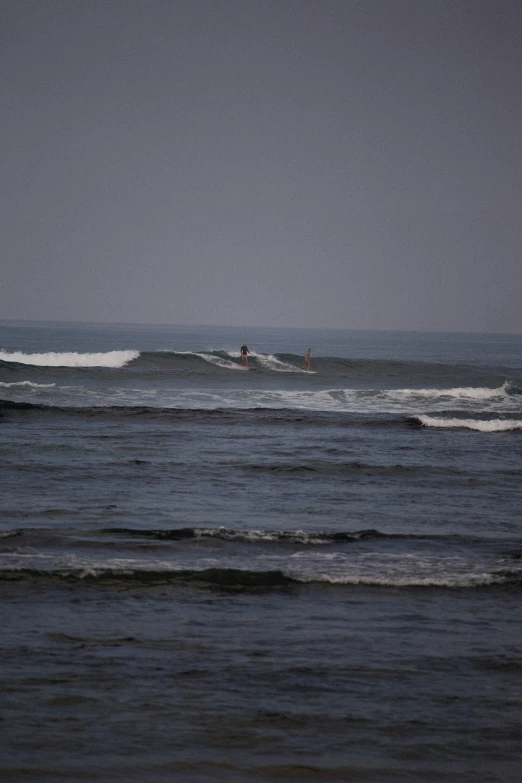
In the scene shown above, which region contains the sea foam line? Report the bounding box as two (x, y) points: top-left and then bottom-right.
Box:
(415, 415), (522, 432)
(0, 350), (140, 368)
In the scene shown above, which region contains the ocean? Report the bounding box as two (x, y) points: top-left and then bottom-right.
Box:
(1, 320), (522, 782)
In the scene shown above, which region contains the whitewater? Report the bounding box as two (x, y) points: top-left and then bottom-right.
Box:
(0, 348), (139, 367)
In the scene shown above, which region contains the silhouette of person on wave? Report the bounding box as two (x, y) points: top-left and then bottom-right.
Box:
(240, 344), (250, 367)
(303, 348), (312, 371)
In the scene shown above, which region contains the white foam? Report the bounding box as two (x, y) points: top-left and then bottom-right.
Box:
(0, 381), (56, 388)
(415, 415), (522, 432)
(298, 573), (498, 587)
(282, 550), (511, 587)
(205, 350), (305, 372)
(0, 350), (139, 368)
(388, 382), (510, 401)
(251, 353), (302, 372)
(195, 353), (245, 370)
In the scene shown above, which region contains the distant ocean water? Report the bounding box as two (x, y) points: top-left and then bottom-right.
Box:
(1, 321), (522, 782)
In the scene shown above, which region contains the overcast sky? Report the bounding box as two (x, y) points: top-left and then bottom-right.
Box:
(2, 0), (521, 332)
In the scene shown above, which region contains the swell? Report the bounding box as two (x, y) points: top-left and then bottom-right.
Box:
(0, 567), (296, 589)
(103, 526), (391, 544)
(0, 398), (401, 426)
(2, 566), (520, 590)
(108, 352), (522, 386)
(237, 461), (473, 478)
(3, 348), (520, 386)
(3, 527), (494, 551)
(4, 528), (521, 589)
(101, 527), (491, 545)
(3, 399), (521, 433)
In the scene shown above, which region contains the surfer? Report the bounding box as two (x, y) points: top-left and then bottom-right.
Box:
(240, 344), (250, 367)
(303, 348), (311, 371)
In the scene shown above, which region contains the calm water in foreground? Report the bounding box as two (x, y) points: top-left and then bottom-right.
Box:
(1, 321), (522, 782)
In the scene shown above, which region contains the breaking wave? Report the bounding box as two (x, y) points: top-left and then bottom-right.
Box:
(387, 381), (512, 401)
(0, 350), (139, 368)
(415, 416), (522, 432)
(0, 380), (56, 388)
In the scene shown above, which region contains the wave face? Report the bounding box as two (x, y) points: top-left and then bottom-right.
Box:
(1, 343), (519, 379)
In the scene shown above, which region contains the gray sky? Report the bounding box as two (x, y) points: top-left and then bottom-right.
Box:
(2, 0), (521, 332)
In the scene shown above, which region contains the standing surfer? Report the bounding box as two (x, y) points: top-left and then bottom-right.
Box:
(303, 348), (312, 371)
(240, 344), (250, 367)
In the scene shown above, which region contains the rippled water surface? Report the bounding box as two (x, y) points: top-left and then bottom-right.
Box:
(1, 321), (522, 781)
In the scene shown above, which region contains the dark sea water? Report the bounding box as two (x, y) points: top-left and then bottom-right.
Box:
(1, 321), (522, 782)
